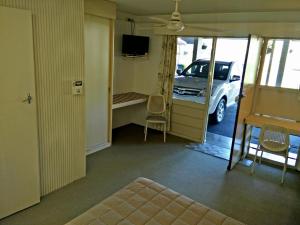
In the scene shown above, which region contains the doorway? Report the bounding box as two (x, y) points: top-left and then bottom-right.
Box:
(206, 38), (248, 160)
(173, 37), (248, 160)
(84, 14), (112, 155)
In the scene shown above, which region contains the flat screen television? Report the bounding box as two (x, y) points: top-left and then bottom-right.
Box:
(122, 35), (149, 56)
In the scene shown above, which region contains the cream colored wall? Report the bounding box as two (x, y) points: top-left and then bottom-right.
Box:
(114, 18), (136, 94)
(254, 86), (300, 121)
(130, 33), (162, 126)
(112, 13), (163, 128)
(85, 0), (116, 19)
(133, 34), (162, 95)
(0, 0), (85, 195)
(112, 13), (136, 128)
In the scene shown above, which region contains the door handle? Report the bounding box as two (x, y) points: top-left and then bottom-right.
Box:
(235, 93), (246, 102)
(240, 93), (246, 98)
(22, 93), (32, 104)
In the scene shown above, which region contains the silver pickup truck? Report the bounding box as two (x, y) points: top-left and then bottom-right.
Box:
(173, 59), (241, 123)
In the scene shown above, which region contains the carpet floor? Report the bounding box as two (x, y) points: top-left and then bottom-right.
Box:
(1, 124), (300, 225)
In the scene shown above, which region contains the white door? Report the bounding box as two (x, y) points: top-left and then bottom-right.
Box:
(228, 35), (263, 169)
(85, 14), (110, 154)
(0, 7), (40, 219)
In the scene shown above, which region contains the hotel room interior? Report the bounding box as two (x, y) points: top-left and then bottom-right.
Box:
(1, 0), (300, 225)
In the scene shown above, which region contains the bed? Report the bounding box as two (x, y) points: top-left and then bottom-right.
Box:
(65, 178), (245, 225)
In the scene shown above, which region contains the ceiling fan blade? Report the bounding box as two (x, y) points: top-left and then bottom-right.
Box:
(137, 27), (154, 31)
(137, 25), (165, 31)
(148, 16), (169, 24)
(186, 25), (224, 32)
(153, 24), (167, 28)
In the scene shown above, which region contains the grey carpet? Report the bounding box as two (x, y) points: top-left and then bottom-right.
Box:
(1, 124), (300, 225)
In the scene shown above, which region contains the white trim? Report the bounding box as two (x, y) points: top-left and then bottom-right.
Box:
(86, 142), (111, 155)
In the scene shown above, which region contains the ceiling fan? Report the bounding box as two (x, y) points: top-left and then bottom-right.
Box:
(148, 0), (222, 33)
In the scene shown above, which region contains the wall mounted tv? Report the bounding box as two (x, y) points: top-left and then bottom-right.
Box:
(122, 35), (150, 57)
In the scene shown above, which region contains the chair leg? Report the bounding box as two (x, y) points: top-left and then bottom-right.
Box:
(163, 123), (166, 143)
(245, 126), (253, 159)
(144, 122), (148, 142)
(281, 154), (288, 184)
(251, 147), (259, 174)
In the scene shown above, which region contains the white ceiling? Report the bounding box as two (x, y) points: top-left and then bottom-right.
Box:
(112, 0), (300, 15)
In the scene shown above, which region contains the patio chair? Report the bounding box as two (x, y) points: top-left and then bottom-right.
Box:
(251, 124), (290, 183)
(144, 95), (167, 142)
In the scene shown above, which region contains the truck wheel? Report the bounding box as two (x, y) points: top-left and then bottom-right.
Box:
(211, 98), (226, 124)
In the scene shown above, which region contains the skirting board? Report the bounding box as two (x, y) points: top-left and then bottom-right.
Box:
(86, 142), (111, 155)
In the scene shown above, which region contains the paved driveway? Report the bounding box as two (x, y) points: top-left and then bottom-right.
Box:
(207, 104), (237, 137)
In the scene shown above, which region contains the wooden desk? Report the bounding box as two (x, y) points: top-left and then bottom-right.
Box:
(112, 92), (148, 109)
(245, 114), (300, 136)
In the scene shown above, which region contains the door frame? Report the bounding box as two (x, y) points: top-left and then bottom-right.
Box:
(201, 37), (217, 142)
(84, 13), (114, 155)
(227, 35), (265, 170)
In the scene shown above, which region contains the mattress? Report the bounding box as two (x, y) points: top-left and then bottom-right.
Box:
(65, 178), (245, 225)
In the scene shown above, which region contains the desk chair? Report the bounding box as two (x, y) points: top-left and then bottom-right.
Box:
(144, 95), (167, 142)
(251, 124), (290, 183)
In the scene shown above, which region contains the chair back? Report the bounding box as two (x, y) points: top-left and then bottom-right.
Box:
(259, 125), (290, 152)
(147, 95), (166, 114)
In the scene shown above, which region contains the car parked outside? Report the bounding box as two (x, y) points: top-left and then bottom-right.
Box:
(173, 59), (242, 123)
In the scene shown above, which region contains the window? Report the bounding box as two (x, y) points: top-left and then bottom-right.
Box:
(180, 61), (231, 81)
(261, 39), (300, 89)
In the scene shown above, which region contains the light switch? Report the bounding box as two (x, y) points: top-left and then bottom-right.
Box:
(72, 80), (83, 95)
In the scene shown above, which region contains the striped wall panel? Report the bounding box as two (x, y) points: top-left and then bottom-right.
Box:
(0, 0), (86, 195)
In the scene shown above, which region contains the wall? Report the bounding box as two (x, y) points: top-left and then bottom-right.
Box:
(0, 0), (86, 195)
(114, 18), (136, 94)
(112, 13), (163, 128)
(85, 0), (116, 19)
(112, 13), (136, 128)
(131, 30), (162, 126)
(133, 32), (162, 95)
(113, 11), (163, 96)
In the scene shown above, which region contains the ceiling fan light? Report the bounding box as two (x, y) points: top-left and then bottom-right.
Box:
(167, 21), (184, 32)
